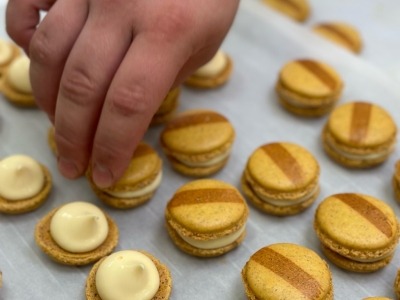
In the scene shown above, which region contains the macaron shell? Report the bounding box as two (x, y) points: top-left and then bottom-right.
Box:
(161, 110), (234, 154)
(313, 23), (362, 53)
(315, 194), (398, 251)
(327, 102), (396, 148)
(247, 143), (319, 192)
(280, 60), (341, 98)
(262, 0), (310, 22)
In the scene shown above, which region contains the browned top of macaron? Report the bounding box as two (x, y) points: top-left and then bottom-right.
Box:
(247, 142), (319, 192)
(262, 0), (310, 22)
(245, 243), (331, 300)
(160, 109), (235, 155)
(166, 179), (247, 234)
(327, 102), (396, 148)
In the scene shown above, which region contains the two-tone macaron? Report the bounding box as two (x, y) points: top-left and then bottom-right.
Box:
(313, 22), (362, 54)
(150, 87), (180, 126)
(314, 193), (400, 272)
(87, 142), (162, 209)
(242, 243), (333, 299)
(160, 109), (235, 177)
(262, 0), (310, 22)
(276, 59), (343, 117)
(322, 101), (397, 168)
(241, 142), (320, 216)
(165, 179), (248, 257)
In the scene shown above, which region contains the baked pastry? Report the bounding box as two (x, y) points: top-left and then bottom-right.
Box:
(160, 109), (235, 177)
(313, 22), (362, 54)
(184, 50), (233, 89)
(0, 155), (52, 214)
(165, 179), (248, 257)
(87, 142), (162, 209)
(262, 0), (310, 22)
(47, 126), (57, 155)
(0, 39), (21, 77)
(86, 250), (172, 300)
(276, 59), (343, 117)
(150, 87), (180, 126)
(323, 101), (396, 168)
(35, 201), (118, 265)
(242, 243), (333, 299)
(241, 142), (319, 216)
(395, 268), (400, 299)
(0, 56), (35, 106)
(314, 193), (400, 272)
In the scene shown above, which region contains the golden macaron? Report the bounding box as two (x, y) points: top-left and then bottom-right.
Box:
(165, 179), (248, 257)
(87, 142), (162, 209)
(276, 59), (343, 117)
(150, 87), (180, 126)
(241, 142), (320, 216)
(313, 22), (362, 54)
(323, 101), (396, 168)
(0, 39), (21, 77)
(262, 0), (310, 22)
(242, 243), (333, 300)
(314, 193), (400, 272)
(160, 109), (235, 177)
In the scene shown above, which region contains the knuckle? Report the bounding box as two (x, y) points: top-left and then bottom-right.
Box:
(29, 29), (55, 64)
(110, 84), (151, 117)
(153, 7), (192, 41)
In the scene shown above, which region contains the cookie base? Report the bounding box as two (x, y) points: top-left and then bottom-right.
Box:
(85, 250), (172, 300)
(35, 206), (118, 266)
(0, 165), (52, 214)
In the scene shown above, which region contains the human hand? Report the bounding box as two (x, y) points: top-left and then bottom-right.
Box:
(6, 0), (239, 188)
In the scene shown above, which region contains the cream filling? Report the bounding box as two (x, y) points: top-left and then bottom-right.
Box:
(50, 202), (109, 253)
(0, 155), (44, 200)
(279, 93), (332, 108)
(344, 248), (396, 263)
(7, 56), (32, 94)
(194, 50), (228, 78)
(0, 40), (13, 65)
(254, 184), (319, 207)
(96, 250), (160, 300)
(177, 149), (231, 168)
(106, 171), (162, 198)
(327, 138), (395, 161)
(178, 225), (246, 250)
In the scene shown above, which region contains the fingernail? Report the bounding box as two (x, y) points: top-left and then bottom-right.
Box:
(92, 163), (113, 189)
(58, 157), (79, 179)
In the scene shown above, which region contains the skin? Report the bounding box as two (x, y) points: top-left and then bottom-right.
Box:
(6, 0), (239, 188)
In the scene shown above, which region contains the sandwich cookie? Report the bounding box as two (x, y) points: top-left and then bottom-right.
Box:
(184, 50), (233, 89)
(165, 179), (248, 257)
(323, 101), (396, 168)
(150, 87), (180, 126)
(242, 142), (320, 216)
(314, 193), (400, 272)
(0, 155), (52, 214)
(395, 268), (400, 299)
(276, 59), (343, 117)
(0, 56), (35, 106)
(262, 0), (310, 22)
(392, 161), (400, 204)
(313, 22), (362, 54)
(86, 250), (172, 300)
(35, 201), (118, 265)
(241, 243), (333, 300)
(160, 109), (235, 177)
(47, 126), (57, 155)
(87, 142), (162, 209)
(0, 39), (21, 77)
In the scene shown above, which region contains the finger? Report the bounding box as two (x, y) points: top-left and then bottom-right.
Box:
(91, 33), (189, 188)
(6, 0), (56, 53)
(29, 0), (88, 119)
(55, 18), (132, 179)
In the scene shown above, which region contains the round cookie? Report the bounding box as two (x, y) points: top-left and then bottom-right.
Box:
(322, 101), (396, 168)
(160, 109), (235, 177)
(262, 0), (310, 22)
(0, 155), (52, 214)
(313, 22), (362, 54)
(314, 193), (400, 272)
(165, 179), (248, 257)
(276, 59), (343, 117)
(86, 250), (172, 300)
(241, 243), (333, 300)
(185, 50), (233, 89)
(35, 202), (118, 266)
(150, 87), (180, 126)
(241, 142), (320, 216)
(0, 39), (21, 77)
(87, 142), (162, 209)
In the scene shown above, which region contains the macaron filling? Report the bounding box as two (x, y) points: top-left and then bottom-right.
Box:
(177, 225), (246, 250)
(175, 149), (231, 168)
(0, 40), (13, 65)
(279, 92), (337, 108)
(193, 51), (227, 78)
(106, 171), (162, 199)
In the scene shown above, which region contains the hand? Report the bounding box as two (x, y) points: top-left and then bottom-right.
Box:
(6, 0), (239, 188)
